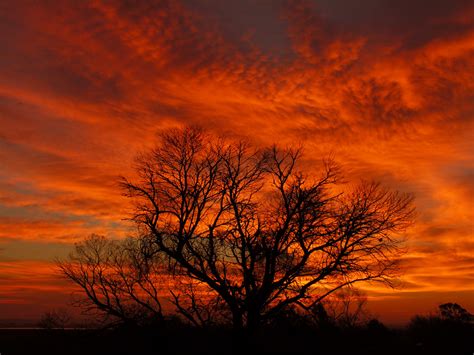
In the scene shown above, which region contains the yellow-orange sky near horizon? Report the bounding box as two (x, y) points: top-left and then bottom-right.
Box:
(0, 0), (473, 325)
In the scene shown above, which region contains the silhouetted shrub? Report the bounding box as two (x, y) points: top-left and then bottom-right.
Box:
(408, 303), (473, 354)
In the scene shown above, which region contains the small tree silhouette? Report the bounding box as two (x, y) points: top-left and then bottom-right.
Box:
(58, 235), (165, 327)
(318, 288), (370, 328)
(38, 308), (72, 329)
(439, 303), (473, 323)
(60, 126), (414, 331)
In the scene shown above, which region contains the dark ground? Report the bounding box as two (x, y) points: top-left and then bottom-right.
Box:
(0, 321), (472, 355)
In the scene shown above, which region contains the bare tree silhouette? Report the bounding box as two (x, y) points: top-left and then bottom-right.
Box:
(58, 235), (165, 327)
(316, 288), (370, 328)
(38, 308), (72, 330)
(120, 126), (414, 330)
(60, 126), (414, 331)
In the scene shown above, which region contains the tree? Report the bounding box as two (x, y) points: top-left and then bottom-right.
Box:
(121, 126), (414, 330)
(58, 235), (165, 327)
(439, 303), (473, 323)
(316, 288), (369, 328)
(38, 308), (72, 329)
(61, 126), (414, 331)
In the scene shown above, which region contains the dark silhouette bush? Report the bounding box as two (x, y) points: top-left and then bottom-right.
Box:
(408, 303), (473, 354)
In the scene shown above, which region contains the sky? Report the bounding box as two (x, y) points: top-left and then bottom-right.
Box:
(0, 0), (473, 325)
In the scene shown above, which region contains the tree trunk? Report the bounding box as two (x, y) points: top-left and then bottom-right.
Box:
(246, 310), (261, 333)
(232, 310), (243, 330)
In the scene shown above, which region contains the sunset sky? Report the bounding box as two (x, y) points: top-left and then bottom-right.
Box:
(0, 0), (473, 325)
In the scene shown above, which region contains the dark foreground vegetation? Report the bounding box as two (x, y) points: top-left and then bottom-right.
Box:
(2, 303), (473, 355)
